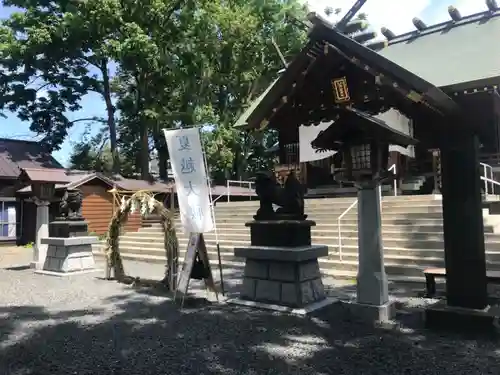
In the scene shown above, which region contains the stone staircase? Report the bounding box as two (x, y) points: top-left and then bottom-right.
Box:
(94, 195), (500, 283)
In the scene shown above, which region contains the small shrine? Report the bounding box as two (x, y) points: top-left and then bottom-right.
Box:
(233, 11), (498, 329)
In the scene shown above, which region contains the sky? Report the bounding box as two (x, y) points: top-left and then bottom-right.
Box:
(0, 0), (490, 166)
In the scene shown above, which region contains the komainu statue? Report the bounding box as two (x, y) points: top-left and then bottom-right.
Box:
(59, 188), (84, 220)
(254, 170), (306, 220)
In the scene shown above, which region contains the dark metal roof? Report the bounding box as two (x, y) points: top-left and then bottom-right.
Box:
(234, 12), (458, 132)
(17, 170), (175, 194)
(378, 10), (500, 91)
(20, 167), (69, 183)
(0, 138), (63, 178)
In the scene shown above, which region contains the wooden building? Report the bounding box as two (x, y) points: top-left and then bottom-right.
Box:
(17, 171), (174, 243)
(238, 6), (500, 196)
(0, 138), (63, 244)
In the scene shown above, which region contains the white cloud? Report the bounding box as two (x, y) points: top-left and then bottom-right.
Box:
(305, 0), (489, 37)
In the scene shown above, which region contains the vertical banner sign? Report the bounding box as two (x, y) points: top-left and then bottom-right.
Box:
(163, 127), (214, 233)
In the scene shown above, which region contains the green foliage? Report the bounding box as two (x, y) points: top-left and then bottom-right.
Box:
(0, 0), (377, 183)
(114, 0), (308, 180)
(0, 0), (113, 150)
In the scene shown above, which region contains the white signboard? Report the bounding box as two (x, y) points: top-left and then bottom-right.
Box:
(163, 128), (214, 233)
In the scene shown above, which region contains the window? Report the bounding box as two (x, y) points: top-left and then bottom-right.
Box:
(0, 200), (18, 239)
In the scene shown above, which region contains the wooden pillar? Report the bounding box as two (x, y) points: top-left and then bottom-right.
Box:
(431, 149), (441, 194)
(440, 132), (487, 309)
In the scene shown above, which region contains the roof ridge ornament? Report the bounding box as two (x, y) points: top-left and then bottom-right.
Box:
(380, 27), (396, 40)
(412, 17), (427, 31)
(448, 6), (462, 21)
(486, 0), (499, 12)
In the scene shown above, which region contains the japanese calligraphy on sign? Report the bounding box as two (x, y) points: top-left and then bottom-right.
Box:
(163, 127), (214, 233)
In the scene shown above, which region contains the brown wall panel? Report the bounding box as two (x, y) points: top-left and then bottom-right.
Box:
(80, 182), (142, 236)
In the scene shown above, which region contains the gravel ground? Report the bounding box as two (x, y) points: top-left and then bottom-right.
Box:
(0, 259), (499, 375)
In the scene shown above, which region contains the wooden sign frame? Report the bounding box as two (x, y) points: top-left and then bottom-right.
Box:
(174, 232), (218, 307)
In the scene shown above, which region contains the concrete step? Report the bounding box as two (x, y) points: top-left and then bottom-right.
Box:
(126, 229), (500, 242)
(139, 222), (497, 234)
(209, 211), (445, 220)
(93, 249), (431, 283)
(212, 205), (444, 215)
(175, 237), (500, 252)
(168, 217), (447, 226)
(112, 236), (500, 262)
(94, 246), (500, 280)
(119, 233), (500, 251)
(213, 195), (441, 208)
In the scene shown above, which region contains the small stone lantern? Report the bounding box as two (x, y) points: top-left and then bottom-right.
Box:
(310, 105), (417, 322)
(19, 168), (69, 270)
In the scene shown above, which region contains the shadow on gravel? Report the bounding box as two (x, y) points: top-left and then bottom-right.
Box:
(0, 278), (499, 375)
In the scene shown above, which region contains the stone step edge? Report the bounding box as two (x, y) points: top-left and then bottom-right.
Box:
(92, 250), (500, 269)
(94, 250), (449, 263)
(94, 242), (500, 255)
(122, 234), (500, 243)
(117, 238), (500, 249)
(90, 252), (438, 284)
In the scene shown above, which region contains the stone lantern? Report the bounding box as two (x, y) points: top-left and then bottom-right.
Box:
(310, 105), (417, 321)
(19, 168), (68, 270)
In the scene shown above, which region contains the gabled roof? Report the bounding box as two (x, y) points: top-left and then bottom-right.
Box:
(234, 12), (458, 132)
(378, 9), (500, 91)
(0, 138), (63, 178)
(234, 79), (279, 129)
(19, 167), (69, 183)
(17, 170), (175, 194)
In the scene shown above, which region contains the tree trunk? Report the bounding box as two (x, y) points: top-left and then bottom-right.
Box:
(153, 133), (169, 180)
(140, 123), (150, 179)
(101, 60), (119, 174)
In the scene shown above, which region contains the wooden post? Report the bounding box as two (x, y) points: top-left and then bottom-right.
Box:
(440, 133), (487, 309)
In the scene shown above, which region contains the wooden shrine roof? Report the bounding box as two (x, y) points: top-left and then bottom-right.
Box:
(378, 10), (500, 92)
(234, 12), (459, 139)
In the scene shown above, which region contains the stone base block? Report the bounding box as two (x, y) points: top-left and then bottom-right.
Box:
(38, 237), (99, 275)
(343, 300), (396, 323)
(425, 301), (500, 335)
(245, 220), (316, 247)
(228, 296), (338, 316)
(49, 220), (89, 238)
(235, 245), (329, 308)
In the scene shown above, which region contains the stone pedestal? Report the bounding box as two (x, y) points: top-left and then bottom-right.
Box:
(236, 245), (328, 307)
(35, 218), (100, 277)
(347, 182), (395, 323)
(49, 220), (89, 237)
(35, 237), (99, 276)
(230, 219), (336, 314)
(30, 200), (50, 270)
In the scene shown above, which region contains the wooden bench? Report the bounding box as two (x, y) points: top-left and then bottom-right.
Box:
(423, 268), (500, 298)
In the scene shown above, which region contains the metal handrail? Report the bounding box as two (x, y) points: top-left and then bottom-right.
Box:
(335, 163), (497, 262)
(388, 163), (397, 196)
(337, 199), (357, 261)
(480, 176), (500, 192)
(480, 162), (495, 195)
(226, 179), (255, 202)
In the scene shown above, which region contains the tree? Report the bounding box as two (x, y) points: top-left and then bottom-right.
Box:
(0, 0), (122, 169)
(68, 125), (112, 172)
(112, 0), (308, 181)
